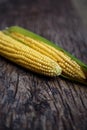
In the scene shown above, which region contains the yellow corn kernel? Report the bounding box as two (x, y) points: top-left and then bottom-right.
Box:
(11, 32), (86, 80)
(0, 32), (62, 76)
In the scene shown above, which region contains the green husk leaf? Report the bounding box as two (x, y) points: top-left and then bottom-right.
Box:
(4, 26), (87, 85)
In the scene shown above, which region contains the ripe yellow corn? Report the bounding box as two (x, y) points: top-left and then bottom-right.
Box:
(0, 31), (62, 76)
(10, 32), (86, 80)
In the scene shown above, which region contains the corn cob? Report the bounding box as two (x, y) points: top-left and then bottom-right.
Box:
(0, 31), (62, 76)
(9, 32), (85, 80)
(4, 26), (87, 85)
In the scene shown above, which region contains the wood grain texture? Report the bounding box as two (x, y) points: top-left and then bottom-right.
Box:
(0, 0), (87, 130)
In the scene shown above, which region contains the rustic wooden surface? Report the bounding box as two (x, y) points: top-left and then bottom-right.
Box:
(0, 0), (87, 130)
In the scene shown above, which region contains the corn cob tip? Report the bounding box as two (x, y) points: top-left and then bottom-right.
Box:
(55, 64), (62, 76)
(52, 63), (62, 76)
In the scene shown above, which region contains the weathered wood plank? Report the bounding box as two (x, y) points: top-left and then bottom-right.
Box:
(0, 0), (87, 130)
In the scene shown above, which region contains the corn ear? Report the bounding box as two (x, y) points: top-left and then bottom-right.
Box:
(0, 31), (62, 76)
(4, 26), (87, 85)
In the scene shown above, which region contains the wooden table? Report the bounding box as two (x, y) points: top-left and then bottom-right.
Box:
(0, 0), (87, 130)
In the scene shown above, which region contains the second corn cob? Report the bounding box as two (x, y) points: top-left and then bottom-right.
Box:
(10, 32), (85, 79)
(0, 31), (62, 76)
(5, 26), (87, 84)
